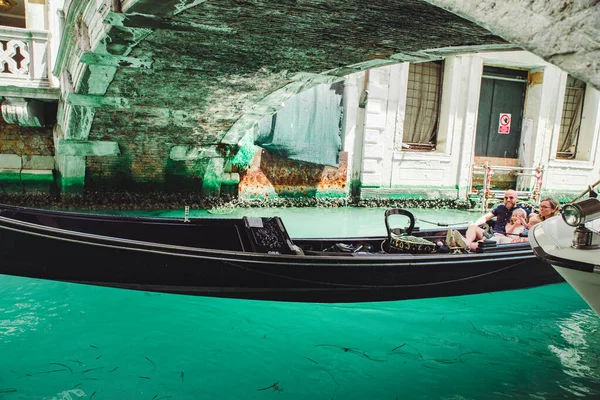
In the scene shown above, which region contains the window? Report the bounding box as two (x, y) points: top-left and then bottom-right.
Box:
(401, 61), (443, 151)
(556, 75), (586, 159)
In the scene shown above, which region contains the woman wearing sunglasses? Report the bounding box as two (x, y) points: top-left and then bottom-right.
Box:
(528, 198), (561, 227)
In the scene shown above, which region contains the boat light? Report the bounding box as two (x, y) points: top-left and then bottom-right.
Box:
(561, 198), (600, 226)
(561, 198), (600, 249)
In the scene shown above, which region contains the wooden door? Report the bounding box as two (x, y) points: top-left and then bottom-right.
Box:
(475, 67), (527, 158)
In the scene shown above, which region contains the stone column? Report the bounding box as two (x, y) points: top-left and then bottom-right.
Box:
(341, 71), (365, 197)
(54, 154), (85, 194)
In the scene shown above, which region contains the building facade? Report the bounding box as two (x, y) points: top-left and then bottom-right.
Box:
(340, 51), (600, 205)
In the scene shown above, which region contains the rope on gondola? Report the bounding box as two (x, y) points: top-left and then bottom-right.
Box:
(415, 218), (470, 227)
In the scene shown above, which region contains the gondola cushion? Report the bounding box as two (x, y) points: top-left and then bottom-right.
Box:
(389, 234), (436, 254)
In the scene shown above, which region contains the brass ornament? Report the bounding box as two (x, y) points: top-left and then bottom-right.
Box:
(390, 234), (436, 254)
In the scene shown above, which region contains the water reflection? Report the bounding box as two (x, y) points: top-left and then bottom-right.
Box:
(549, 309), (600, 397)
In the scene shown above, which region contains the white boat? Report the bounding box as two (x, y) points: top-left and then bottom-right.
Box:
(530, 197), (600, 316)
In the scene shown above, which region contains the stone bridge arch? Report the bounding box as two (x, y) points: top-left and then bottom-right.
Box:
(53, 0), (599, 195)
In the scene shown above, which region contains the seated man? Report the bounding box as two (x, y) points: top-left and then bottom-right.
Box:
(459, 189), (526, 251)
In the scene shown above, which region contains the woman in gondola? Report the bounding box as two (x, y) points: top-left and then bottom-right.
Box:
(528, 198), (561, 228)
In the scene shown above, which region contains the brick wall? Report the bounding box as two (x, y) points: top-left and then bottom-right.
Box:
(0, 119), (54, 156)
(85, 117), (208, 192)
(0, 119), (55, 191)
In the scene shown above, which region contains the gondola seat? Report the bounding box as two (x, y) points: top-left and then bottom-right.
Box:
(385, 208), (436, 254)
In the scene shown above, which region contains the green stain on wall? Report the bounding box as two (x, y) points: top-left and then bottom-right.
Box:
(540, 190), (584, 203)
(383, 193), (430, 200)
(231, 134), (258, 170)
(0, 172), (52, 194)
(202, 158), (225, 197)
(57, 175), (85, 194)
(359, 185), (461, 200)
(21, 171), (54, 182)
(315, 190), (347, 199)
(164, 158), (205, 192)
(0, 170), (22, 182)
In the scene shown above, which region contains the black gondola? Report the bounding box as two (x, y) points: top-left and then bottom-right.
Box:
(0, 204), (562, 303)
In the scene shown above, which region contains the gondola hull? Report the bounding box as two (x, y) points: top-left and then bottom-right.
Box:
(0, 205), (562, 303)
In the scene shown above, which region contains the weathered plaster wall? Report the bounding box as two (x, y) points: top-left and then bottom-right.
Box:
(356, 54), (484, 200)
(238, 150), (348, 200)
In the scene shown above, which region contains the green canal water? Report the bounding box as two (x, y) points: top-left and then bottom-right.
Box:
(1, 207), (599, 399)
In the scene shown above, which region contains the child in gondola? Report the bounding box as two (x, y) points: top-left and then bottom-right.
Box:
(505, 208), (528, 243)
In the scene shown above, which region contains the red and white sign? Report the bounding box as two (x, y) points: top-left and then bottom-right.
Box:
(498, 113), (511, 134)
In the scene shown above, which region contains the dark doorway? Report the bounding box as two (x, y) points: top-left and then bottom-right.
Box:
(475, 66), (527, 158)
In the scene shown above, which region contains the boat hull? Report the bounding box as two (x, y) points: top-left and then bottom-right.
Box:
(0, 205), (562, 303)
(530, 215), (600, 316)
(552, 265), (600, 315)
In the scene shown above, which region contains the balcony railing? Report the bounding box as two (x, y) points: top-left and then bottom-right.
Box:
(0, 26), (52, 89)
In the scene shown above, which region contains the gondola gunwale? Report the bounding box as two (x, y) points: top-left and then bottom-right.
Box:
(0, 212), (534, 267)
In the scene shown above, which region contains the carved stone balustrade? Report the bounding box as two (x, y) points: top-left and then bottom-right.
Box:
(0, 26), (59, 127)
(0, 26), (52, 89)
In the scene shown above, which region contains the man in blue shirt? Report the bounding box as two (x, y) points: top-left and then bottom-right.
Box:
(459, 189), (522, 251)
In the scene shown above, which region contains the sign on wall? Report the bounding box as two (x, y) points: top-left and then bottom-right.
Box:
(498, 113), (511, 134)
